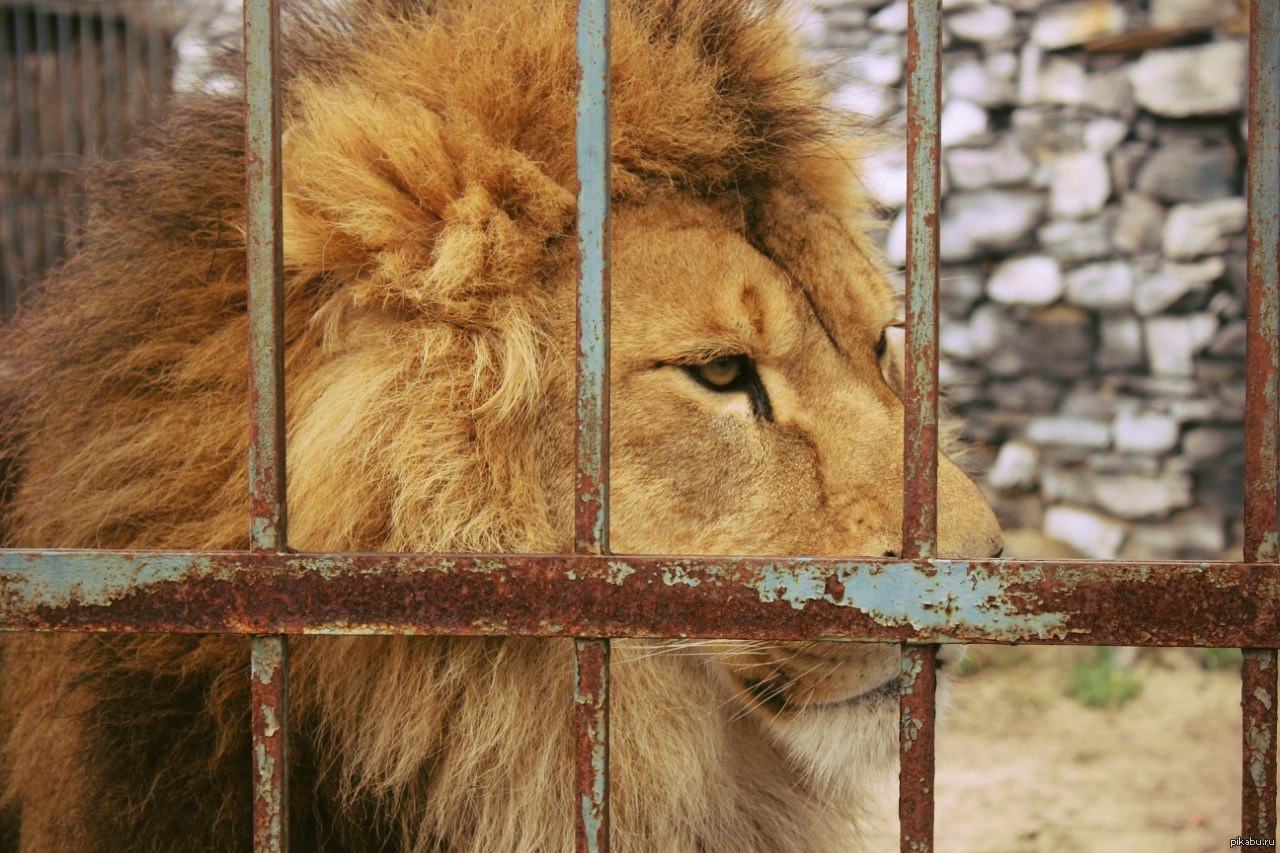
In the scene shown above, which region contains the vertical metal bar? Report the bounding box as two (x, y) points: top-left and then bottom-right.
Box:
(56, 11), (76, 245)
(1244, 651), (1278, 839)
(79, 10), (100, 159)
(1243, 0), (1280, 840)
(573, 638), (610, 853)
(573, 1), (611, 851)
(123, 8), (141, 131)
(899, 645), (938, 852)
(34, 13), (59, 268)
(899, 0), (942, 847)
(100, 15), (122, 152)
(244, 0), (288, 848)
(251, 636), (289, 852)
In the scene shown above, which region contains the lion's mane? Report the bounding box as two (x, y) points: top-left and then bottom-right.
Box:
(0, 2), (878, 850)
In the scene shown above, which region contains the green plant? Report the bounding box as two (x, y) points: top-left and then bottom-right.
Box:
(1065, 648), (1143, 709)
(1200, 648), (1244, 671)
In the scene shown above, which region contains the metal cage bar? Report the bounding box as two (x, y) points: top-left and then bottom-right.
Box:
(244, 0), (289, 847)
(0, 0), (1276, 849)
(900, 0), (943, 845)
(1242, 0), (1280, 838)
(572, 0), (612, 849)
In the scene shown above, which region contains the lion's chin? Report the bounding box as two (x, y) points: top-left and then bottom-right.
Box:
(768, 668), (958, 798)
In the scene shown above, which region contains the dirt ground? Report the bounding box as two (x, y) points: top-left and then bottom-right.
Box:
(865, 645), (1241, 852)
(863, 527), (1245, 852)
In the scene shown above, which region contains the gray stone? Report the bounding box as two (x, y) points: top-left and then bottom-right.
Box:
(940, 268), (987, 316)
(833, 80), (896, 119)
(1038, 56), (1088, 106)
(1084, 118), (1129, 153)
(1017, 43), (1043, 105)
(1059, 386), (1138, 419)
(1183, 427), (1243, 462)
(966, 303), (1014, 354)
(1145, 314), (1219, 376)
(1113, 193), (1164, 254)
(1084, 67), (1136, 117)
(1150, 0), (1237, 27)
(1026, 416), (1112, 448)
(1128, 510), (1227, 557)
(1093, 473), (1194, 519)
(1064, 261), (1133, 310)
(870, 0), (908, 32)
(1041, 468), (1094, 503)
(1113, 411), (1181, 454)
(1210, 320), (1247, 357)
(941, 99), (990, 146)
(1044, 505), (1127, 559)
(1098, 316), (1144, 370)
(846, 49), (904, 88)
(1135, 139), (1239, 203)
(1031, 0), (1127, 49)
(946, 58), (1015, 107)
(945, 142), (1034, 191)
(1109, 141), (1150, 193)
(988, 376), (1066, 411)
(940, 322), (979, 360)
(1037, 215), (1113, 262)
(988, 255), (1063, 305)
(1133, 261), (1221, 316)
(989, 440), (1040, 491)
(1050, 151), (1111, 218)
(1130, 42), (1248, 117)
(948, 4), (1015, 42)
(1086, 454), (1161, 476)
(1010, 106), (1087, 151)
(1162, 198), (1248, 259)
(941, 191), (1046, 261)
(1013, 307), (1096, 379)
(862, 146), (908, 209)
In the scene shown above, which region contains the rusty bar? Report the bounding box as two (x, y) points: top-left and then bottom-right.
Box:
(573, 0), (612, 848)
(244, 0), (288, 847)
(245, 0), (287, 553)
(33, 12), (60, 268)
(573, 0), (611, 557)
(899, 645), (937, 852)
(1242, 0), (1280, 839)
(900, 0), (942, 845)
(901, 0), (941, 562)
(251, 636), (289, 851)
(1244, 650), (1278, 839)
(78, 8), (99, 158)
(1244, 0), (1279, 569)
(574, 639), (610, 853)
(7, 552), (1280, 646)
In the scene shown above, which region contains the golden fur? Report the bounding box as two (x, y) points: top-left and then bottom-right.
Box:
(0, 1), (1002, 849)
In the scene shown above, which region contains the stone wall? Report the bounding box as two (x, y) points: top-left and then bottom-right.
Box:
(801, 0), (1252, 559)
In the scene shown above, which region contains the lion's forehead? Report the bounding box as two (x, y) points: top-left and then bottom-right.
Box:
(610, 204), (893, 366)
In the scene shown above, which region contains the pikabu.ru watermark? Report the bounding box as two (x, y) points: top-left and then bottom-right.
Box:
(1231, 838), (1277, 847)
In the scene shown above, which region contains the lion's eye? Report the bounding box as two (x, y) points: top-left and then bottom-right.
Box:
(698, 356), (744, 388)
(875, 332), (888, 358)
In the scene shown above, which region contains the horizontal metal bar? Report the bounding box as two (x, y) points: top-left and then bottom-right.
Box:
(0, 550), (1276, 645)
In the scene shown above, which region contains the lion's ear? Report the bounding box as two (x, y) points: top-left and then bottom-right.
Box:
(281, 82), (575, 323)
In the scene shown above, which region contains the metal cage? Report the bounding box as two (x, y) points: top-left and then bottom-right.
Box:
(0, 0), (1277, 850)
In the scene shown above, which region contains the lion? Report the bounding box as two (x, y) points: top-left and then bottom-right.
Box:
(0, 0), (1003, 850)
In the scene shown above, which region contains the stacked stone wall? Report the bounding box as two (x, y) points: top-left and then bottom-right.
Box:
(802, 0), (1252, 559)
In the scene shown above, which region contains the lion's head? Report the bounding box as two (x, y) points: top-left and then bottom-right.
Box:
(0, 0), (1001, 849)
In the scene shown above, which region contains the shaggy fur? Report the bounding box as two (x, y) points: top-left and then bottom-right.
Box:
(0, 1), (1003, 850)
